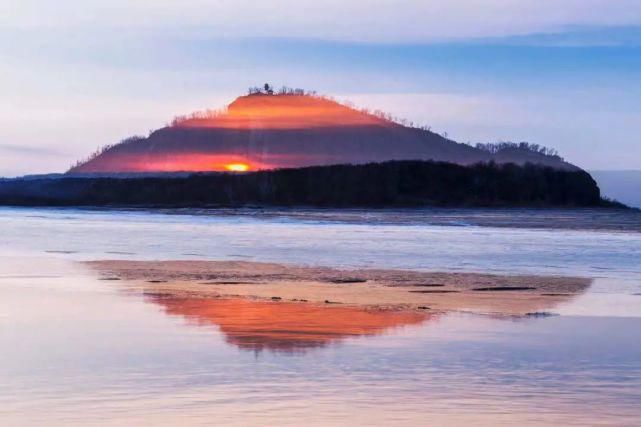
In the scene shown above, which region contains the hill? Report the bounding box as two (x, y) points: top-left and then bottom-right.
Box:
(68, 91), (577, 174)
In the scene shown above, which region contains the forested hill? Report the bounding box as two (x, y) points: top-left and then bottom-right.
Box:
(0, 161), (616, 208)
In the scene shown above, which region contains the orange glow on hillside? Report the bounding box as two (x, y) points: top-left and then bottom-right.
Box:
(73, 151), (336, 173)
(225, 163), (250, 172)
(146, 296), (430, 353)
(69, 94), (404, 174)
(173, 94), (392, 130)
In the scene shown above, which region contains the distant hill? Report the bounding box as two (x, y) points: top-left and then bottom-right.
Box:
(69, 91), (577, 174)
(591, 171), (641, 208)
(1, 161), (611, 208)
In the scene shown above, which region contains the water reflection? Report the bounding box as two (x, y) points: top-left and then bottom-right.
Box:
(146, 294), (430, 353)
(2, 257), (641, 426)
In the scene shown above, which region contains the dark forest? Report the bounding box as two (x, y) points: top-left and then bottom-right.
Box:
(0, 161), (619, 208)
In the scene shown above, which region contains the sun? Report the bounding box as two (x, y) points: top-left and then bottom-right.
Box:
(225, 163), (250, 172)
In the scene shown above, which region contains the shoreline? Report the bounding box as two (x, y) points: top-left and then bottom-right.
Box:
(2, 206), (639, 234)
(86, 260), (592, 317)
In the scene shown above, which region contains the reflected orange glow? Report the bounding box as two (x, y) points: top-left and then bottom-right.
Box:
(147, 296), (430, 353)
(225, 163), (250, 172)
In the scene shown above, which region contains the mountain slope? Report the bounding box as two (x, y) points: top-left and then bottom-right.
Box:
(69, 93), (577, 173)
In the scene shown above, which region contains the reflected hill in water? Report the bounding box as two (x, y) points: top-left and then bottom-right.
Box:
(146, 295), (430, 354)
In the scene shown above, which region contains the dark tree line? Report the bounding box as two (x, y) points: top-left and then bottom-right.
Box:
(0, 161), (615, 208)
(475, 142), (561, 158)
(247, 84), (317, 96)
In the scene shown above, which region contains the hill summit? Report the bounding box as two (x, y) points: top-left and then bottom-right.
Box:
(69, 88), (577, 174)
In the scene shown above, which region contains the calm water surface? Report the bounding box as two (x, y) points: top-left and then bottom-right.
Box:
(1, 207), (640, 425)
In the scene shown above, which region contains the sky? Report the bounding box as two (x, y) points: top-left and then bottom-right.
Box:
(1, 0), (641, 176)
